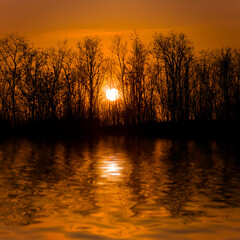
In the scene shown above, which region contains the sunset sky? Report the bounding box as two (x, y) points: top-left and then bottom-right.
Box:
(0, 0), (239, 50)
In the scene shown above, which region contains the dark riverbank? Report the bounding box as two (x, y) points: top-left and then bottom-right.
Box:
(1, 120), (240, 141)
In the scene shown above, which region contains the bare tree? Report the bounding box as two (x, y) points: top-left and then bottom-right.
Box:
(153, 32), (194, 122)
(43, 41), (70, 120)
(193, 50), (216, 120)
(233, 49), (240, 119)
(143, 59), (158, 123)
(62, 49), (77, 120)
(0, 33), (30, 127)
(127, 33), (149, 124)
(110, 35), (128, 106)
(151, 44), (170, 121)
(214, 48), (235, 120)
(61, 49), (87, 121)
(19, 49), (47, 122)
(77, 36), (106, 121)
(0, 74), (11, 123)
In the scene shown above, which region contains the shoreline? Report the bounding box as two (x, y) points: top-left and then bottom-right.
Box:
(1, 120), (239, 141)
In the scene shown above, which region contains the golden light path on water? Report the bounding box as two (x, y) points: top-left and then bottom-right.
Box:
(0, 137), (240, 240)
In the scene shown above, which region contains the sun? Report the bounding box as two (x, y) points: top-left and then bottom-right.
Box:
(106, 88), (119, 101)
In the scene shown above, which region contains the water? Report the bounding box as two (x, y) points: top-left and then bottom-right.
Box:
(0, 136), (240, 240)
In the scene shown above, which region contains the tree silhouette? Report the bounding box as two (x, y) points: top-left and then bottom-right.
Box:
(127, 33), (149, 124)
(0, 32), (239, 131)
(193, 50), (216, 120)
(0, 33), (29, 127)
(153, 32), (194, 122)
(20, 49), (47, 122)
(77, 36), (106, 121)
(214, 48), (235, 120)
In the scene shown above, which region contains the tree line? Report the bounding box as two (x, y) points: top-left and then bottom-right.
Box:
(0, 32), (239, 128)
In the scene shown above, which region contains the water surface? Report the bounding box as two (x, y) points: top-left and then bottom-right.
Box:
(0, 136), (240, 240)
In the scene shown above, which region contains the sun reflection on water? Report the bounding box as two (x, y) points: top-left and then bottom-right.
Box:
(99, 156), (122, 179)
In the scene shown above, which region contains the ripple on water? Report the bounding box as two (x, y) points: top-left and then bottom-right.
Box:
(0, 136), (239, 240)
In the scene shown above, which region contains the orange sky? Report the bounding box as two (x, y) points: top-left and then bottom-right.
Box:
(0, 0), (239, 50)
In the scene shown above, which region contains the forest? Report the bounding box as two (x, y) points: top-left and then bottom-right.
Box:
(0, 32), (240, 133)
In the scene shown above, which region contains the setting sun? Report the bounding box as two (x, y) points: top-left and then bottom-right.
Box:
(106, 88), (119, 101)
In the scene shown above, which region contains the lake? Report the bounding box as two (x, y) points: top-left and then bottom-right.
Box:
(0, 136), (239, 240)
